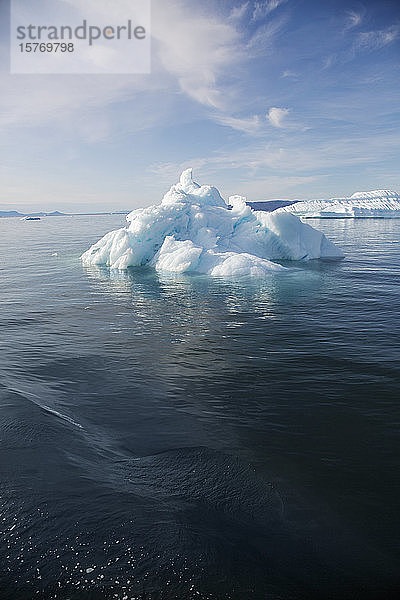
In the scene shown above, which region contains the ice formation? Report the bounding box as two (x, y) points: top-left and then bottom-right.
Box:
(81, 170), (343, 277)
(276, 190), (400, 218)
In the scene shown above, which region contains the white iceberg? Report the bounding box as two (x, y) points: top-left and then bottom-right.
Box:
(81, 170), (343, 277)
(276, 190), (400, 218)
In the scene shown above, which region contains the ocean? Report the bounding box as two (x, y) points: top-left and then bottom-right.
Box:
(0, 215), (399, 599)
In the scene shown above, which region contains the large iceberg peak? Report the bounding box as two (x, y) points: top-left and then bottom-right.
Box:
(81, 171), (343, 277)
(178, 168), (200, 193)
(161, 168), (226, 208)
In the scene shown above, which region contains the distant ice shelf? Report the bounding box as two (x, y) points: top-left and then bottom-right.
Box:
(81, 170), (343, 277)
(275, 190), (400, 218)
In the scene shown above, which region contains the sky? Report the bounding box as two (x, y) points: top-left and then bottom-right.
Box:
(0, 0), (399, 212)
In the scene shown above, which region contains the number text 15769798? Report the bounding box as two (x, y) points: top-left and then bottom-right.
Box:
(19, 42), (74, 52)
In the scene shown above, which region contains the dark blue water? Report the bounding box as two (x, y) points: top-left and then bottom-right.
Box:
(0, 215), (399, 600)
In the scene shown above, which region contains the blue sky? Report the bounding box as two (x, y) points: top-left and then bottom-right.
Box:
(0, 0), (399, 212)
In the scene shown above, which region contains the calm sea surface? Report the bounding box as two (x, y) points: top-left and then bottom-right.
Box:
(0, 215), (399, 599)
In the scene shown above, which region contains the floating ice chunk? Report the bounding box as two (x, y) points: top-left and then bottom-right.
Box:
(209, 252), (286, 277)
(256, 211), (340, 260)
(276, 189), (400, 218)
(81, 170), (343, 277)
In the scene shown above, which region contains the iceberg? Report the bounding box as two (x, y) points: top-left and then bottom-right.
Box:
(81, 170), (343, 277)
(276, 190), (400, 218)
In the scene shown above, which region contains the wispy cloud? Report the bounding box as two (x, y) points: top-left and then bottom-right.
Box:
(232, 175), (321, 199)
(229, 2), (249, 21)
(148, 128), (400, 197)
(252, 0), (288, 21)
(355, 26), (399, 52)
(281, 69), (298, 79)
(1, 0), (399, 209)
(0, 0), (247, 137)
(345, 9), (364, 30)
(0, 75), (154, 135)
(216, 114), (261, 134)
(153, 1), (242, 111)
(321, 54), (337, 70)
(0, 0), (290, 139)
(247, 14), (288, 54)
(148, 154), (322, 199)
(266, 107), (290, 128)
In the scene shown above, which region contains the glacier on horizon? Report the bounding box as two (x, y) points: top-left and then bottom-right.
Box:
(276, 190), (400, 218)
(81, 170), (343, 277)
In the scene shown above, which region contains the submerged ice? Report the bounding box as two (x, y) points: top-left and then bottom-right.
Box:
(81, 170), (343, 276)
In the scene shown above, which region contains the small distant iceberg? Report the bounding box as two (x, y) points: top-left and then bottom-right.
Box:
(21, 216), (41, 221)
(81, 170), (343, 277)
(276, 190), (400, 218)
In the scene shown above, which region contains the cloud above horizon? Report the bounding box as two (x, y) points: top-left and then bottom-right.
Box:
(0, 0), (399, 210)
(266, 107), (290, 128)
(252, 0), (288, 21)
(345, 9), (364, 30)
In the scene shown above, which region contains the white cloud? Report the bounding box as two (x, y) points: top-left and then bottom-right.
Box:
(1, 0), (398, 210)
(148, 154), (322, 200)
(229, 3), (249, 21)
(0, 77), (125, 129)
(281, 69), (298, 79)
(152, 1), (242, 110)
(232, 175), (321, 199)
(0, 0), (294, 141)
(321, 54), (337, 70)
(266, 107), (290, 128)
(252, 0), (288, 21)
(247, 14), (288, 54)
(0, 0), (247, 138)
(345, 10), (363, 30)
(216, 114), (261, 134)
(61, 0), (242, 108)
(356, 26), (399, 52)
(148, 128), (400, 195)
